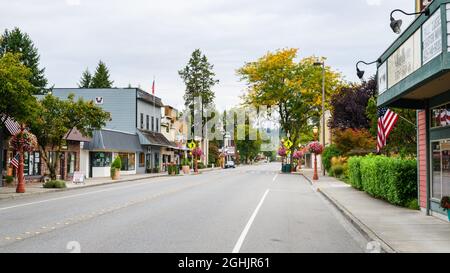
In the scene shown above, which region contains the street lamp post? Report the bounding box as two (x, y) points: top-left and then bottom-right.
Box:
(314, 60), (326, 176)
(312, 126), (319, 181)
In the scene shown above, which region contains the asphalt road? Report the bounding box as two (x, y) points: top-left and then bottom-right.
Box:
(0, 163), (366, 253)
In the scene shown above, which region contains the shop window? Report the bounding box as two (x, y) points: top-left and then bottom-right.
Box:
(91, 152), (112, 167)
(431, 104), (450, 128)
(139, 152), (145, 167)
(66, 152), (77, 175)
(24, 151), (41, 176)
(431, 141), (450, 200)
(119, 153), (135, 171)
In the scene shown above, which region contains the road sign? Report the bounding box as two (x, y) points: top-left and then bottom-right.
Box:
(188, 141), (196, 150)
(284, 139), (293, 149)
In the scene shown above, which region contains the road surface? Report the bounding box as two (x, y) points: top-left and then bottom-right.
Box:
(0, 163), (366, 253)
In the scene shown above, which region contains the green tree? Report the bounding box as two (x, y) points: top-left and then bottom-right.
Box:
(0, 27), (48, 94)
(78, 68), (92, 88)
(0, 52), (39, 182)
(178, 49), (218, 137)
(0, 52), (38, 124)
(235, 123), (263, 164)
(237, 48), (343, 157)
(29, 94), (111, 179)
(90, 60), (113, 88)
(208, 140), (220, 166)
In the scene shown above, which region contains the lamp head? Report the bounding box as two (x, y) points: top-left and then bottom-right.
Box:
(390, 16), (403, 34)
(356, 67), (365, 80)
(312, 126), (318, 135)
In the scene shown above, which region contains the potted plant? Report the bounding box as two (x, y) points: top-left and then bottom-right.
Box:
(440, 196), (450, 221)
(181, 158), (190, 174)
(110, 156), (122, 180)
(168, 163), (177, 176)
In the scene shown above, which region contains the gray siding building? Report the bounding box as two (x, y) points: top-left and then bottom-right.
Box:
(51, 88), (172, 178)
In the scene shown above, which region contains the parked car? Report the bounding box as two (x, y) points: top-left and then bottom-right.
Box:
(225, 160), (236, 169)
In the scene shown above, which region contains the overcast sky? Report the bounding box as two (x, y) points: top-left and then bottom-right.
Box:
(1, 0), (415, 111)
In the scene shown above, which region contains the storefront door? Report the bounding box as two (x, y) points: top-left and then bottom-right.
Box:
(431, 140), (450, 213)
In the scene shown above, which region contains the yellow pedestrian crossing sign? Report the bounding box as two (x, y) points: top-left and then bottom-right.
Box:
(188, 141), (196, 150)
(284, 139), (293, 149)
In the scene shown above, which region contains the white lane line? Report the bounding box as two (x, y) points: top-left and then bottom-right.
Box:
(232, 189), (270, 253)
(272, 174), (278, 182)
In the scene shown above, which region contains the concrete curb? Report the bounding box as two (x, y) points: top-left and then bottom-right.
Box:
(0, 167), (224, 202)
(301, 174), (397, 254)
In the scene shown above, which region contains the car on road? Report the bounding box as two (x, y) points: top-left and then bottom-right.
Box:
(225, 160), (236, 168)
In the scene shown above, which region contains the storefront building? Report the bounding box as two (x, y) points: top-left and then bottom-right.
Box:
(51, 88), (173, 178)
(377, 0), (450, 220)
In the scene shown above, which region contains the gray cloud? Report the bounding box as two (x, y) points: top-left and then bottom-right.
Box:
(0, 0), (414, 110)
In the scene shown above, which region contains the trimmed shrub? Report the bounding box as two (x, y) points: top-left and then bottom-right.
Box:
(322, 145), (342, 173)
(407, 199), (420, 210)
(357, 155), (417, 207)
(348, 156), (363, 190)
(331, 164), (344, 178)
(43, 180), (66, 189)
(5, 175), (14, 184)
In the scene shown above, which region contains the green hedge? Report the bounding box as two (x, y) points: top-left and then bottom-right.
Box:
(348, 155), (417, 207)
(348, 156), (363, 190)
(322, 145), (342, 173)
(43, 180), (67, 189)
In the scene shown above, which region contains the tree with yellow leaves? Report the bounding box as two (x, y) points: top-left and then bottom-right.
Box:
(237, 48), (343, 155)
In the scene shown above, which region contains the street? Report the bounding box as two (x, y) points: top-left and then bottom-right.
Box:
(0, 163), (366, 253)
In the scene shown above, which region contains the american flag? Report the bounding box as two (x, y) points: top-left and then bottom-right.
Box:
(377, 107), (399, 153)
(1, 115), (20, 135)
(10, 153), (19, 169)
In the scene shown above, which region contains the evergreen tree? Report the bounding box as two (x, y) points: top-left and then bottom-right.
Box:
(78, 68), (92, 88)
(0, 27), (48, 94)
(90, 60), (113, 88)
(179, 49), (218, 136)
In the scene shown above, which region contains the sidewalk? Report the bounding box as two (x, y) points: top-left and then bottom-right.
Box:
(301, 169), (450, 253)
(0, 167), (222, 201)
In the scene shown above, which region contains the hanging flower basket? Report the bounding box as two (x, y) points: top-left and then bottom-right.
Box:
(192, 147), (203, 158)
(293, 150), (304, 160)
(308, 141), (324, 155)
(9, 130), (38, 152)
(277, 147), (287, 157)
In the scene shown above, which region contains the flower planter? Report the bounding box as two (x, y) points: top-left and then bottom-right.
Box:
(281, 164), (291, 173)
(111, 168), (120, 180)
(182, 165), (190, 174)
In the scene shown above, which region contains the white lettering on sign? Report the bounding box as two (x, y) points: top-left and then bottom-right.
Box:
(387, 29), (421, 88)
(423, 10), (442, 65)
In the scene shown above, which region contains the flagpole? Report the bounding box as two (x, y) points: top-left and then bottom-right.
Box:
(398, 114), (416, 128)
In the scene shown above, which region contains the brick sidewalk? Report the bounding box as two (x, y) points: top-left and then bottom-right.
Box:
(301, 169), (450, 253)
